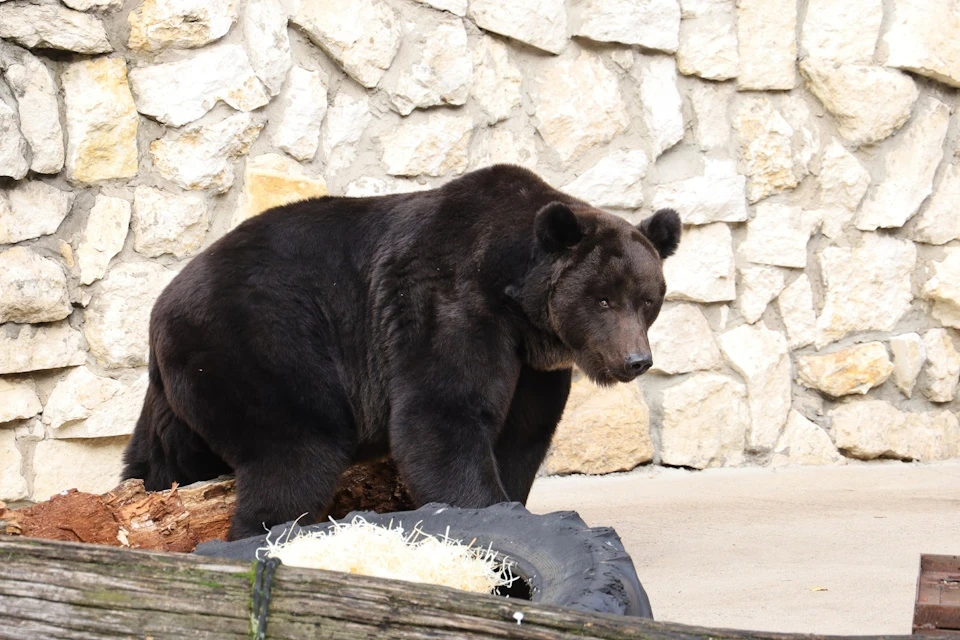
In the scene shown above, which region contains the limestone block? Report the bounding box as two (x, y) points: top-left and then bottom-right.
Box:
(734, 97), (800, 203)
(689, 79), (733, 150)
(233, 154), (327, 228)
(0, 2), (111, 54)
(42, 366), (123, 431)
(0, 248), (71, 325)
(660, 373), (749, 469)
(128, 0), (238, 51)
(84, 262), (177, 369)
(800, 0), (882, 63)
(62, 0), (123, 11)
(562, 150), (648, 209)
(541, 377), (653, 475)
(921, 248), (960, 329)
(243, 0), (291, 97)
(797, 342), (893, 397)
(386, 15), (472, 115)
(128, 43), (270, 128)
(830, 400), (960, 462)
(776, 274), (816, 349)
(651, 160), (746, 225)
(800, 59), (918, 147)
(0, 430), (26, 502)
(52, 374), (147, 439)
(292, 0), (401, 88)
(637, 55), (683, 159)
(61, 57), (138, 184)
(0, 378), (41, 424)
(677, 0), (737, 80)
(736, 0), (796, 90)
(718, 323), (791, 452)
(856, 98), (951, 231)
(468, 0), (567, 55)
(648, 302), (723, 374)
(739, 203), (814, 269)
(663, 222), (735, 303)
(273, 66), (327, 162)
(32, 437), (130, 501)
(77, 195), (131, 286)
(576, 0), (679, 54)
(771, 411), (845, 467)
(343, 177), (429, 197)
(882, 0), (960, 89)
(910, 164), (960, 246)
(132, 186), (209, 259)
(737, 266), (785, 325)
(0, 100), (27, 179)
(470, 35), (523, 125)
(890, 333), (925, 398)
(470, 127), (539, 171)
(816, 140), (869, 238)
(921, 329), (960, 403)
(322, 92), (371, 177)
(817, 235), (916, 346)
(150, 113), (264, 193)
(0, 181), (74, 245)
(415, 0), (466, 16)
(0, 322), (86, 375)
(380, 112), (473, 177)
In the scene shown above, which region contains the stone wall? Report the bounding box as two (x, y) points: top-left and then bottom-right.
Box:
(2, 0), (959, 504)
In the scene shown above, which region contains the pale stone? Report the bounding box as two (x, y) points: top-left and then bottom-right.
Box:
(718, 323), (791, 452)
(0, 322), (85, 375)
(535, 51), (629, 166)
(468, 0), (567, 55)
(62, 0), (123, 11)
(609, 49), (634, 71)
(663, 222), (735, 303)
(380, 112), (473, 177)
(292, 0), (401, 88)
(233, 154), (328, 228)
(816, 140), (869, 238)
(132, 186), (209, 259)
(780, 94), (820, 183)
(910, 164), (960, 246)
(677, 0), (737, 80)
(651, 159), (746, 225)
(151, 113), (264, 193)
(737, 266), (785, 324)
(470, 127), (539, 171)
(856, 98), (951, 231)
(801, 0), (882, 63)
(797, 342), (893, 398)
(739, 203), (815, 269)
(890, 333), (925, 398)
(84, 262), (177, 369)
(0, 248), (71, 325)
(470, 35), (523, 125)
(637, 55), (684, 159)
(243, 0), (291, 97)
(817, 235), (917, 346)
(922, 248), (960, 330)
(0, 42), (65, 174)
(32, 437), (130, 501)
(800, 59), (918, 147)
(689, 79), (733, 150)
(13, 417), (43, 443)
(736, 0), (797, 90)
(0, 430), (26, 502)
(777, 275), (816, 349)
(921, 329), (960, 404)
(128, 44), (270, 128)
(541, 377), (652, 475)
(322, 91), (371, 177)
(0, 181), (74, 245)
(343, 177), (429, 198)
(648, 302), (723, 374)
(660, 373), (749, 469)
(830, 400), (960, 462)
(562, 150), (648, 209)
(0, 2), (111, 54)
(0, 378), (41, 424)
(42, 366), (123, 431)
(0, 100), (27, 179)
(576, 0), (679, 53)
(127, 0), (238, 51)
(882, 0), (960, 89)
(771, 411), (845, 467)
(414, 0), (466, 16)
(53, 374), (147, 439)
(734, 96), (802, 203)
(77, 195), (130, 287)
(273, 66), (327, 162)
(61, 57), (138, 184)
(386, 15), (472, 115)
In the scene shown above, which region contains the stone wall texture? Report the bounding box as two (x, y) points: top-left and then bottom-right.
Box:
(2, 0), (960, 503)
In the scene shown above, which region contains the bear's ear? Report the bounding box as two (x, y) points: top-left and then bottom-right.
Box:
(535, 202), (584, 253)
(638, 208), (682, 259)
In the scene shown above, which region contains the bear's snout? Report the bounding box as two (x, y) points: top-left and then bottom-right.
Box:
(624, 353), (653, 376)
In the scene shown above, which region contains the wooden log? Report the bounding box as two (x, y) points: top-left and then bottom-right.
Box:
(0, 458), (415, 552)
(0, 536), (935, 640)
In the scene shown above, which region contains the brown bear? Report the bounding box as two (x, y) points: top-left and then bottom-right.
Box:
(122, 164), (681, 539)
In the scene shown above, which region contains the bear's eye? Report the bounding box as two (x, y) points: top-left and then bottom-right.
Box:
(642, 299), (652, 308)
(599, 299), (610, 308)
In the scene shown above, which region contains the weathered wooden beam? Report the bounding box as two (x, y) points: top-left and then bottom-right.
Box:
(0, 537), (942, 640)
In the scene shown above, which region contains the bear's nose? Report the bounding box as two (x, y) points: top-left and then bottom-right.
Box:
(625, 353), (653, 375)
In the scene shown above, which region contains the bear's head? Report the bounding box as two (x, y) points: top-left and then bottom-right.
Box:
(535, 202), (681, 386)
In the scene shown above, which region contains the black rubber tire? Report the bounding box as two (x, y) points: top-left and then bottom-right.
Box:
(194, 502), (653, 618)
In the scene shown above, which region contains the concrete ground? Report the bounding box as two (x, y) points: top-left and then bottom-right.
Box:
(526, 462), (960, 635)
